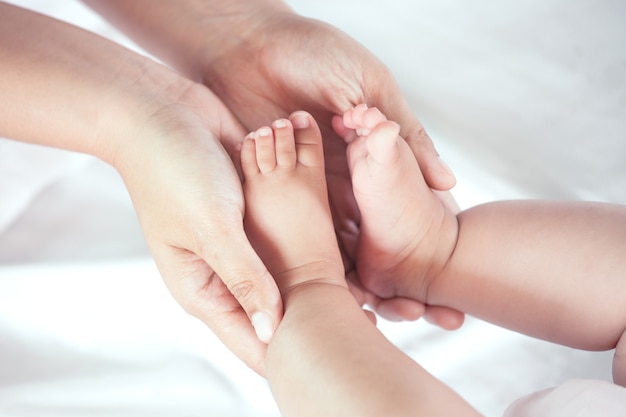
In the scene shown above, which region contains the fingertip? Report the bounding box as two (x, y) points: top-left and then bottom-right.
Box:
(251, 311), (276, 344)
(430, 157), (457, 190)
(411, 141), (456, 191)
(211, 240), (284, 344)
(375, 298), (426, 322)
(424, 306), (465, 330)
(402, 119), (457, 191)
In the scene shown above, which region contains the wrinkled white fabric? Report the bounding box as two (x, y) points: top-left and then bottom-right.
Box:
(504, 380), (626, 417)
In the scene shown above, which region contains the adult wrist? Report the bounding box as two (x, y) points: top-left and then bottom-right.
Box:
(0, 2), (195, 169)
(93, 60), (198, 168)
(82, 0), (294, 82)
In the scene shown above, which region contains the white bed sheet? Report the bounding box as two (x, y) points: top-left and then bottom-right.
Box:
(1, 1), (624, 416)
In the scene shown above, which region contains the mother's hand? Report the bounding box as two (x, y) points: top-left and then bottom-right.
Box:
(200, 11), (463, 328)
(1, 0), (284, 374)
(115, 84), (282, 374)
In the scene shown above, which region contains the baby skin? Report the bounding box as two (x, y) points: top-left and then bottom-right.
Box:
(337, 104), (459, 303)
(337, 104), (626, 386)
(241, 111), (479, 416)
(240, 112), (346, 295)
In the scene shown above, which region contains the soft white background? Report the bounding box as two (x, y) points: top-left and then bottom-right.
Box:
(1, 1), (624, 416)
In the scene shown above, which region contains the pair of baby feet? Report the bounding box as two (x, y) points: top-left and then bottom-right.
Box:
(241, 105), (453, 310)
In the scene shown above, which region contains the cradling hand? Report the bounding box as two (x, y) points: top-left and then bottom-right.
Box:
(199, 10), (463, 329)
(113, 83), (282, 374)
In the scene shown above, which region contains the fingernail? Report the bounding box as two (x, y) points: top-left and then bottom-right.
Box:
(251, 312), (274, 344)
(291, 112), (310, 129)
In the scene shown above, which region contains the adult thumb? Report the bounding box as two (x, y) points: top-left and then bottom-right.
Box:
(369, 88), (457, 191)
(205, 229), (283, 344)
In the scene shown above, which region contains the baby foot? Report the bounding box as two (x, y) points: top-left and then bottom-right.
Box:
(241, 112), (346, 294)
(340, 105), (457, 302)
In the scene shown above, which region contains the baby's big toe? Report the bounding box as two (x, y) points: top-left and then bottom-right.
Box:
(272, 119), (297, 169)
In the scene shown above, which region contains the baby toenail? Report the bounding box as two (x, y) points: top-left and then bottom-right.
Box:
(291, 113), (310, 129)
(258, 127), (272, 137)
(273, 119), (288, 128)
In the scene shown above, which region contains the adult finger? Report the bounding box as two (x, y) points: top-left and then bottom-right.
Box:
(198, 224), (284, 345)
(368, 75), (457, 191)
(423, 305), (465, 330)
(150, 238), (275, 374)
(371, 297), (426, 322)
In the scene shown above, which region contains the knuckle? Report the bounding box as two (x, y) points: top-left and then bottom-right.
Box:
(227, 278), (255, 301)
(412, 126), (430, 145)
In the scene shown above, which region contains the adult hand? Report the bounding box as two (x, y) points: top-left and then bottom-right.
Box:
(0, 1), (281, 374)
(81, 0), (463, 328)
(115, 84), (283, 374)
(198, 11), (464, 329)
